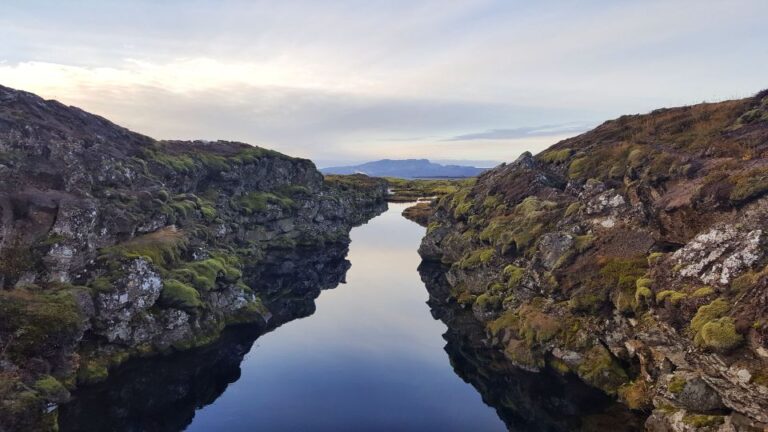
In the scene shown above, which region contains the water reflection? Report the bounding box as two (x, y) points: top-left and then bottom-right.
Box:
(419, 262), (644, 432)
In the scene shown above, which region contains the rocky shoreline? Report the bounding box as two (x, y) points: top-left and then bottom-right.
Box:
(418, 91), (768, 431)
(0, 85), (387, 431)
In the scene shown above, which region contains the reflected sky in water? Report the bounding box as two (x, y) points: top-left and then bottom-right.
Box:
(185, 203), (505, 431)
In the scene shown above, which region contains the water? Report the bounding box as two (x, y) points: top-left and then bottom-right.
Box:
(183, 202), (504, 431)
(60, 203), (506, 431)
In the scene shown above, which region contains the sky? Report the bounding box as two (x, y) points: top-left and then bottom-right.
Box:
(0, 0), (766, 167)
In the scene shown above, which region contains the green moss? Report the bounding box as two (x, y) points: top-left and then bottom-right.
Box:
(690, 299), (729, 333)
(574, 235), (595, 252)
(634, 286), (652, 305)
(235, 191), (296, 213)
(695, 317), (743, 352)
(200, 204), (217, 221)
(172, 255), (242, 291)
(504, 339), (545, 369)
(682, 414), (725, 428)
(668, 375), (687, 394)
(691, 286), (715, 298)
(729, 166), (768, 203)
(504, 265), (525, 288)
(33, 375), (68, 401)
(568, 157), (589, 179)
(577, 345), (628, 394)
(101, 227), (187, 269)
(564, 202), (581, 217)
(77, 360), (109, 385)
(569, 293), (606, 313)
(458, 247), (495, 269)
(160, 279), (203, 311)
(539, 148), (573, 163)
(89, 277), (112, 293)
(647, 252), (664, 265)
(656, 290), (687, 306)
(635, 278), (653, 289)
(0, 288), (83, 363)
(519, 307), (561, 344)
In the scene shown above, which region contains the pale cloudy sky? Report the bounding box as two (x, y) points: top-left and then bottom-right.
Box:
(0, 0), (765, 167)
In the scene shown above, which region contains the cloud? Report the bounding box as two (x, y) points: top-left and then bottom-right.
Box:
(0, 0), (766, 166)
(445, 123), (592, 141)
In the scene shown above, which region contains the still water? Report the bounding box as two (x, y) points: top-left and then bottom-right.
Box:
(183, 202), (505, 431)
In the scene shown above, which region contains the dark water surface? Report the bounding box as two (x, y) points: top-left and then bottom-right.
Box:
(181, 203), (506, 431)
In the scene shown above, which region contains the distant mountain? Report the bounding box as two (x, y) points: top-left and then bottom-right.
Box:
(320, 159), (487, 179)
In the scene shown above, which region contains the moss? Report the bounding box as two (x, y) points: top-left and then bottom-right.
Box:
(729, 166), (768, 203)
(33, 375), (68, 401)
(569, 293), (606, 313)
(235, 191), (297, 214)
(200, 204), (217, 221)
(488, 311), (519, 336)
(548, 357), (571, 375)
(656, 290), (687, 306)
(668, 375), (687, 394)
(574, 235), (595, 252)
(568, 157), (589, 179)
(635, 278), (653, 289)
(426, 222), (441, 235)
(690, 299), (729, 333)
(647, 252), (664, 265)
(504, 339), (544, 369)
(474, 293), (501, 311)
(634, 286), (652, 305)
(101, 227), (187, 269)
(172, 255), (242, 291)
(89, 276), (112, 293)
(691, 286), (715, 298)
(682, 414), (725, 428)
(518, 307), (561, 344)
(77, 360), (109, 385)
(618, 380), (652, 411)
(577, 345), (628, 394)
(539, 148), (573, 163)
(695, 317), (743, 352)
(159, 279), (203, 311)
(0, 288), (83, 362)
(503, 265), (525, 287)
(564, 202), (581, 217)
(458, 247), (495, 269)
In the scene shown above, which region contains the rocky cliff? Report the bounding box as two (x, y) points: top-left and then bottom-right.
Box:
(0, 85), (387, 431)
(419, 90), (768, 431)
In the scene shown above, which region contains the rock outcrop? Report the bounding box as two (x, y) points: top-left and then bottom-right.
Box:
(419, 90), (768, 430)
(0, 85), (387, 431)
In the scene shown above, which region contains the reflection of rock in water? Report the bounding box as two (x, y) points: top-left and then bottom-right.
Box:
(419, 262), (644, 432)
(58, 243), (351, 432)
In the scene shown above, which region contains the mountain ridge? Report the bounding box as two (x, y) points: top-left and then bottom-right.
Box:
(320, 158), (487, 179)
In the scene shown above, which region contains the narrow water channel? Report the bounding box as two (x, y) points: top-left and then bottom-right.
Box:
(183, 202), (505, 431)
(59, 203), (506, 431)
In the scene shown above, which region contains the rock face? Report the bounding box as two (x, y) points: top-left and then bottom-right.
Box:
(419, 90), (768, 431)
(0, 85), (387, 431)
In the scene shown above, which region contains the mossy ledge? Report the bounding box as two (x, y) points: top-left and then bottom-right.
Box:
(418, 90), (768, 430)
(0, 84), (388, 430)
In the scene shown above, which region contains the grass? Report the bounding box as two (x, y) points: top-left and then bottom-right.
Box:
(100, 226), (187, 269)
